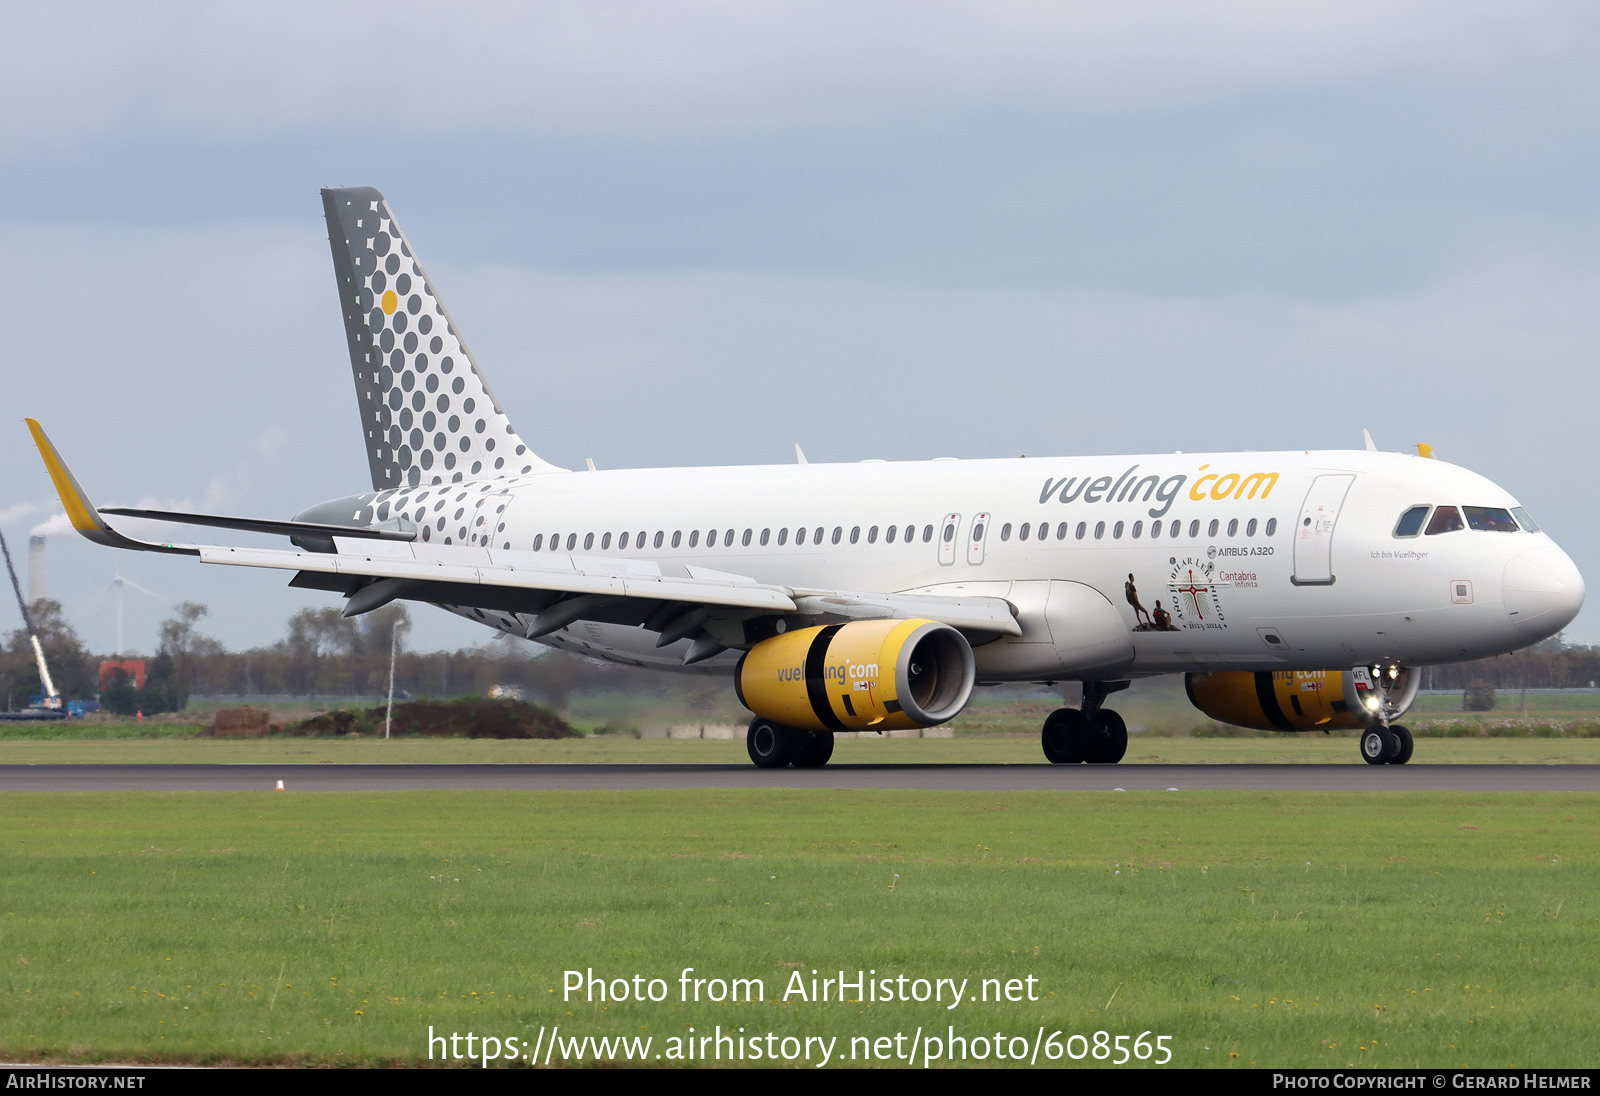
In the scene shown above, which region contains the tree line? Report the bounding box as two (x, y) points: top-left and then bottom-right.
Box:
(1, 598), (719, 715)
(3, 596), (1596, 715)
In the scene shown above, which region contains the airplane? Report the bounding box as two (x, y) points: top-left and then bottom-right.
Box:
(26, 186), (1586, 768)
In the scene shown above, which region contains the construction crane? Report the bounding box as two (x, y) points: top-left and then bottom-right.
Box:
(0, 527), (64, 719)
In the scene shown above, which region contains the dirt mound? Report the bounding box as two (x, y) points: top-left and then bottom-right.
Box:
(292, 699), (576, 739)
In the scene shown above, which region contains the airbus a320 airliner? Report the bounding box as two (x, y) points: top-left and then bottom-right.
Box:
(28, 187), (1585, 768)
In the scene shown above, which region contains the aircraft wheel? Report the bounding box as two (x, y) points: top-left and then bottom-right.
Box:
(747, 717), (800, 768)
(1090, 709), (1128, 764)
(1042, 708), (1089, 764)
(1389, 723), (1414, 765)
(792, 731), (835, 769)
(1360, 727), (1393, 765)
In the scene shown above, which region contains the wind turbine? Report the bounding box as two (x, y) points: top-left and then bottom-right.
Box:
(87, 553), (169, 656)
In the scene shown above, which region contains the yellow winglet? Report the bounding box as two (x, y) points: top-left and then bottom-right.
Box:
(23, 419), (196, 555)
(25, 418), (111, 538)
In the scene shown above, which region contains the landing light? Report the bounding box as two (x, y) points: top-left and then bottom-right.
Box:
(1364, 697), (1381, 711)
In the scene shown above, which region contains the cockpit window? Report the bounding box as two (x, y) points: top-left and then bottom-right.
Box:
(1425, 506), (1464, 535)
(1464, 506), (1517, 532)
(1393, 505), (1429, 538)
(1511, 506), (1540, 532)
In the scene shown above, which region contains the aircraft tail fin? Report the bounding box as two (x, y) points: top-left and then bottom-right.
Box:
(320, 187), (566, 491)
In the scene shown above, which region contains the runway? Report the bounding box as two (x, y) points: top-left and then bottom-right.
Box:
(2, 763), (1597, 792)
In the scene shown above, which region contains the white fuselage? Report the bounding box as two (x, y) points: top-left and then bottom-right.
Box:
(362, 447), (1581, 678)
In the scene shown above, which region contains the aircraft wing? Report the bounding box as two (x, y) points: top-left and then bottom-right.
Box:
(27, 419), (1020, 661)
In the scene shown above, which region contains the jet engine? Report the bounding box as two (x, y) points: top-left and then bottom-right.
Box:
(1185, 665), (1420, 732)
(735, 619), (975, 733)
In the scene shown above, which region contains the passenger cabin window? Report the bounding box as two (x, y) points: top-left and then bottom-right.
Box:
(833, 527), (843, 545)
(655, 531), (664, 549)
(1226, 519), (1238, 537)
(761, 528), (770, 546)
(1265, 518), (1277, 536)
(1246, 518), (1257, 537)
(584, 533), (594, 550)
(532, 534), (543, 551)
(689, 530), (700, 548)
(1018, 522), (1030, 540)
(886, 525), (897, 543)
(724, 530), (735, 547)
(671, 531), (681, 548)
(1076, 522), (1087, 540)
(1464, 506), (1517, 532)
(1207, 519), (1219, 537)
(923, 525), (934, 543)
(1000, 523), (1012, 542)
(601, 532), (612, 550)
(867, 525), (878, 544)
(1393, 505), (1429, 538)
(1131, 520), (1143, 538)
(795, 527), (806, 545)
(1426, 506), (1464, 535)
(850, 526), (861, 544)
(1094, 521), (1106, 540)
(777, 528), (788, 546)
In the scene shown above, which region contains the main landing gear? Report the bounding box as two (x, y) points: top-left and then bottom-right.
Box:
(1042, 681), (1130, 765)
(1360, 722), (1414, 765)
(746, 717), (835, 769)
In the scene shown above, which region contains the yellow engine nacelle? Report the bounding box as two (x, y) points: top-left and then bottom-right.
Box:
(1185, 666), (1419, 732)
(736, 619), (975, 733)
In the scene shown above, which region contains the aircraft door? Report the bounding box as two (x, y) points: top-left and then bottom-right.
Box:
(1292, 474), (1355, 585)
(468, 486), (513, 549)
(966, 512), (991, 565)
(938, 513), (960, 566)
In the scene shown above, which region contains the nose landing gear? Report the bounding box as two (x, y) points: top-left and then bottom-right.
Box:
(1042, 681), (1130, 764)
(1360, 722), (1414, 765)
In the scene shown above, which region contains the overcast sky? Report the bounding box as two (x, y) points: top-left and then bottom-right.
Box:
(2, 1), (1597, 659)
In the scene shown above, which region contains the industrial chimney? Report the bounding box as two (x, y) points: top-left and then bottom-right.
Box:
(28, 535), (45, 603)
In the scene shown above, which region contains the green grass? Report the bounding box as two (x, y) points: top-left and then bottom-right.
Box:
(6, 733), (1600, 766)
(1, 790), (1597, 1067)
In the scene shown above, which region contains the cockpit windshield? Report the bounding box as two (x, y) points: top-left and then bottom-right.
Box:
(1464, 506), (1517, 532)
(1425, 506), (1464, 535)
(1395, 503), (1535, 538)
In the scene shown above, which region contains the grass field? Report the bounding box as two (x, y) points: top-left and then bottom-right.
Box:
(2, 789), (1597, 1068)
(5, 733), (1600, 766)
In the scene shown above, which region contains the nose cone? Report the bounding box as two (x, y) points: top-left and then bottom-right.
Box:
(1503, 544), (1585, 641)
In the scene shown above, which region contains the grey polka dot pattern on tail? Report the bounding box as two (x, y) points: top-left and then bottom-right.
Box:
(321, 186), (563, 492)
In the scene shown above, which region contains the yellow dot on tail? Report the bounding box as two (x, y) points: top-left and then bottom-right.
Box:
(381, 290), (398, 315)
